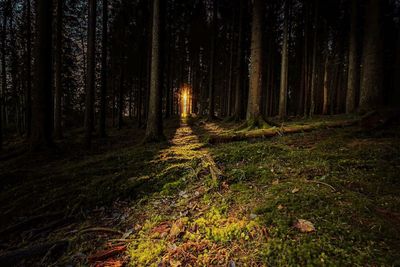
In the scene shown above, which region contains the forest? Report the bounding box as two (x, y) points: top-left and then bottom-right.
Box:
(0, 0), (399, 265)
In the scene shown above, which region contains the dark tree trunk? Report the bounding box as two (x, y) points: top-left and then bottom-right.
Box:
(99, 0), (108, 137)
(25, 0), (32, 138)
(208, 0), (217, 120)
(346, 0), (358, 114)
(145, 0), (165, 141)
(54, 0), (63, 139)
(84, 0), (97, 147)
(31, 0), (53, 149)
(279, 0), (289, 119)
(309, 0), (318, 117)
(246, 0), (263, 122)
(359, 0), (383, 112)
(233, 0), (245, 121)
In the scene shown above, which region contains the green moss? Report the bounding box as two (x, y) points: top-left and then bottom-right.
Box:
(128, 239), (166, 266)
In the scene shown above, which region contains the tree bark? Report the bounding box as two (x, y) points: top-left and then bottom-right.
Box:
(99, 0), (108, 137)
(233, 0), (245, 121)
(322, 55), (329, 115)
(246, 0), (263, 122)
(31, 0), (53, 150)
(145, 0), (164, 142)
(54, 0), (63, 139)
(208, 0), (217, 120)
(359, 0), (383, 112)
(84, 0), (97, 147)
(346, 0), (358, 114)
(309, 0), (318, 117)
(279, 0), (289, 120)
(25, 0), (32, 138)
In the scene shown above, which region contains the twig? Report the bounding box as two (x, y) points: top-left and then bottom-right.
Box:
(306, 180), (336, 192)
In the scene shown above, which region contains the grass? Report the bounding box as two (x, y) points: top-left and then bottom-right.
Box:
(0, 117), (399, 266)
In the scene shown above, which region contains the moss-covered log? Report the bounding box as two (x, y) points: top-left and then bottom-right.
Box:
(209, 119), (359, 144)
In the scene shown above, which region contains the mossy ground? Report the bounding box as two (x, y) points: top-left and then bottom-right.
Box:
(0, 116), (399, 266)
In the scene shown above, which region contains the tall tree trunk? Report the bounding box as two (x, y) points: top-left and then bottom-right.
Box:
(227, 26), (234, 117)
(54, 0), (63, 139)
(0, 3), (7, 149)
(279, 0), (289, 119)
(84, 0), (96, 147)
(246, 0), (263, 122)
(25, 0), (32, 138)
(309, 0), (318, 117)
(118, 67), (124, 129)
(208, 0), (217, 120)
(233, 0), (245, 121)
(359, 0), (383, 112)
(31, 0), (53, 149)
(322, 56), (329, 114)
(145, 0), (164, 141)
(99, 0), (108, 137)
(346, 0), (358, 114)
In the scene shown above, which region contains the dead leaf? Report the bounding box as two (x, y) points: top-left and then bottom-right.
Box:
(94, 259), (124, 267)
(169, 218), (186, 239)
(151, 222), (171, 238)
(291, 188), (300, 194)
(294, 219), (315, 233)
(169, 259), (182, 267)
(272, 179), (279, 185)
(277, 204), (284, 210)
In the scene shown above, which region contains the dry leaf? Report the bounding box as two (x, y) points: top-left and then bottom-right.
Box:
(277, 204), (284, 210)
(291, 188), (300, 194)
(151, 222), (171, 238)
(169, 218), (186, 239)
(294, 219), (315, 233)
(272, 179), (279, 185)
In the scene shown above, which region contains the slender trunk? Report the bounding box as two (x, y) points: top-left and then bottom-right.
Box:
(208, 0), (217, 120)
(84, 0), (96, 147)
(322, 56), (329, 114)
(233, 0), (245, 120)
(31, 0), (53, 149)
(279, 0), (289, 119)
(118, 67), (124, 129)
(26, 0), (32, 138)
(309, 0), (318, 117)
(145, 0), (164, 141)
(99, 0), (108, 137)
(0, 5), (7, 149)
(346, 0), (358, 113)
(227, 14), (235, 117)
(54, 0), (63, 139)
(246, 0), (263, 121)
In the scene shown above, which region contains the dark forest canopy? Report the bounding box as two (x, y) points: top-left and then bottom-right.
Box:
(0, 0), (399, 149)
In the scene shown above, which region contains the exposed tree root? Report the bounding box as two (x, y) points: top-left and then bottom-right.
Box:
(201, 153), (224, 185)
(0, 240), (69, 266)
(0, 212), (63, 240)
(79, 227), (124, 236)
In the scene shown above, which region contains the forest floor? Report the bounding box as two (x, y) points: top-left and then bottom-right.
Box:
(0, 115), (399, 266)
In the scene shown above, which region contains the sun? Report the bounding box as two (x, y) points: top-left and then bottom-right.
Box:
(180, 85), (191, 117)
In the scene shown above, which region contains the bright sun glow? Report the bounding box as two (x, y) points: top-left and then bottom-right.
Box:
(180, 85), (191, 117)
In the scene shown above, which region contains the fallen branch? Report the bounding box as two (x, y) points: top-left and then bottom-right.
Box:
(209, 119), (359, 144)
(0, 240), (69, 266)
